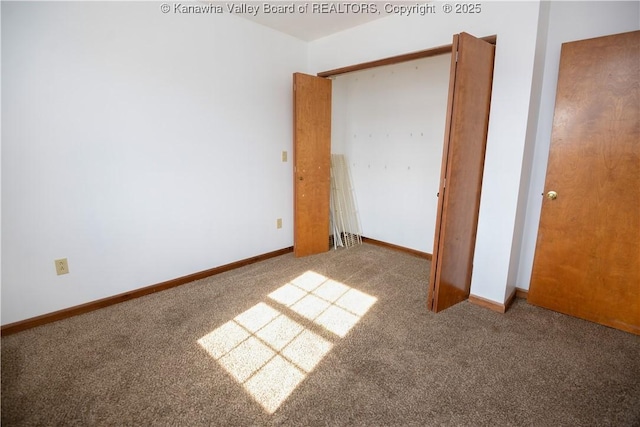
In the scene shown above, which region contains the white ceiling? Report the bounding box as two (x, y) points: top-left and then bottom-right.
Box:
(233, 3), (390, 41)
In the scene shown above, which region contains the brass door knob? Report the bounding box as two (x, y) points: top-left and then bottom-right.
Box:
(546, 191), (558, 200)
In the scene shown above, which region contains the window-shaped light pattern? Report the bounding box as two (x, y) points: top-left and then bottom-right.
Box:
(197, 271), (377, 414)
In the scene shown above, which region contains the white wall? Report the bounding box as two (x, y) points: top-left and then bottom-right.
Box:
(515, 1), (640, 291)
(331, 55), (450, 253)
(506, 0), (551, 298)
(0, 3), (3, 323)
(1, 2), (307, 325)
(310, 1), (542, 304)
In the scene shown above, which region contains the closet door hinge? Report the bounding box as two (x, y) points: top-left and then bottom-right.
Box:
(455, 51), (459, 62)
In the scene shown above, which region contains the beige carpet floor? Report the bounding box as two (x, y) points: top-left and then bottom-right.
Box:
(2, 243), (639, 426)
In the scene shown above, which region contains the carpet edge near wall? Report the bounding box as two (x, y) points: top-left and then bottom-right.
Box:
(1, 246), (294, 336)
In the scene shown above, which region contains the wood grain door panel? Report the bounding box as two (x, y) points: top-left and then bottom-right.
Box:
(428, 33), (496, 312)
(528, 31), (640, 335)
(293, 73), (332, 257)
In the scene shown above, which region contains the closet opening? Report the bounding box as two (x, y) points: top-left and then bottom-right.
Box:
(293, 34), (496, 312)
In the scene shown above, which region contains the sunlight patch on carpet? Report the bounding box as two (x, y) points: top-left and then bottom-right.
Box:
(197, 271), (377, 414)
(269, 271), (377, 337)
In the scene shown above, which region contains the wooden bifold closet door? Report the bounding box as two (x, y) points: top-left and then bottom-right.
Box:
(428, 33), (496, 312)
(292, 72), (332, 257)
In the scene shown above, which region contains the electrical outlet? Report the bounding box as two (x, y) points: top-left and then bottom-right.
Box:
(55, 258), (69, 275)
(281, 151), (288, 162)
(277, 218), (283, 229)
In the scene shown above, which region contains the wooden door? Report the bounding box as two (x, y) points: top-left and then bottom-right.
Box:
(528, 31), (640, 335)
(293, 73), (332, 257)
(428, 33), (496, 312)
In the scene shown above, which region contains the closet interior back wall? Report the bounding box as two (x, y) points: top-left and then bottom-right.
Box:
(330, 54), (451, 254)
